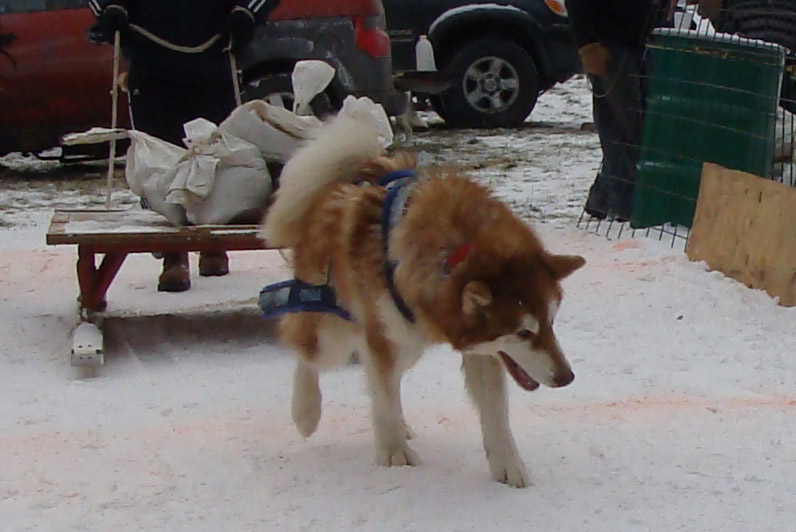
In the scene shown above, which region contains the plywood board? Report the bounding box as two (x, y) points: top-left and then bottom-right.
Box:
(686, 163), (796, 307)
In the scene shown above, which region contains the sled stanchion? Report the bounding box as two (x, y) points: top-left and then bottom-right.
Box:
(230, 49), (242, 107)
(105, 30), (122, 210)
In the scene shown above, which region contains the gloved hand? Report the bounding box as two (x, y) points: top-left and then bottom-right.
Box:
(697, 0), (723, 21)
(224, 7), (256, 54)
(99, 4), (129, 43)
(578, 42), (613, 78)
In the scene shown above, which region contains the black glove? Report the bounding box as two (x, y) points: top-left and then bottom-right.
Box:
(99, 4), (129, 43)
(224, 7), (256, 54)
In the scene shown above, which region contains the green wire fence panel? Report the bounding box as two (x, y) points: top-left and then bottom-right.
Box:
(633, 28), (786, 229)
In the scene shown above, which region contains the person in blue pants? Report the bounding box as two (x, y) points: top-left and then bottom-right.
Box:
(565, 0), (672, 221)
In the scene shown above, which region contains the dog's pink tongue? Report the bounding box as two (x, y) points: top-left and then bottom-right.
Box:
(498, 352), (539, 391)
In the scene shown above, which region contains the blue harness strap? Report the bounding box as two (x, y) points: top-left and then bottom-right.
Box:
(377, 169), (417, 187)
(379, 170), (417, 323)
(258, 169), (418, 324)
(259, 279), (352, 321)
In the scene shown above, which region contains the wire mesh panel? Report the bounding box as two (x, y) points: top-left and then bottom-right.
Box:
(634, 28), (785, 229)
(578, 1), (796, 243)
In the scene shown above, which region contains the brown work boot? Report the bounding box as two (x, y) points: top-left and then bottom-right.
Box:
(199, 251), (229, 277)
(157, 252), (191, 292)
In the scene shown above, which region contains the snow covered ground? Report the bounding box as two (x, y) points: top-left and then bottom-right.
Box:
(1, 78), (795, 532)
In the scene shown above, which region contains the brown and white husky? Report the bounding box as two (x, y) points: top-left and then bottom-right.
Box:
(262, 113), (584, 488)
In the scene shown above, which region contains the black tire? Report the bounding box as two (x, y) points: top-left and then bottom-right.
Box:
(436, 38), (540, 128)
(241, 72), (335, 117)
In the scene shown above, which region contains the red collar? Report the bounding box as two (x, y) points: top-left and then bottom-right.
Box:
(446, 242), (473, 270)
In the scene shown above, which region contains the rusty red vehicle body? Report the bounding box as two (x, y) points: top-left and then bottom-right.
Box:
(0, 0), (404, 157)
(0, 2), (125, 156)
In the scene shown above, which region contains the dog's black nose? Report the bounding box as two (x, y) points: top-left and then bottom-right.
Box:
(553, 370), (574, 387)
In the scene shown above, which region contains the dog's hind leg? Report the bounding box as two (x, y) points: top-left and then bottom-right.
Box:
(282, 313), (360, 438)
(292, 360), (322, 437)
(462, 354), (530, 488)
(362, 330), (419, 467)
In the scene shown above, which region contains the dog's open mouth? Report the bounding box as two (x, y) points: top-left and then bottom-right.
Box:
(498, 351), (539, 391)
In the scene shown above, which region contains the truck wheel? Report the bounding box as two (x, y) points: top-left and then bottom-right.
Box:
(436, 38), (539, 128)
(242, 72), (335, 117)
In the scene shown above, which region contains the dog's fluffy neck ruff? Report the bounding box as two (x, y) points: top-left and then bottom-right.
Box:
(387, 172), (543, 344)
(380, 170), (476, 325)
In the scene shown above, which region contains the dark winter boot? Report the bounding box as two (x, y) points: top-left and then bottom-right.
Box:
(583, 177), (610, 220)
(198, 251), (229, 277)
(157, 252), (191, 292)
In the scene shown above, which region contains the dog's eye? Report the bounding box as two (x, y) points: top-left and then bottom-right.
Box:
(516, 329), (535, 340)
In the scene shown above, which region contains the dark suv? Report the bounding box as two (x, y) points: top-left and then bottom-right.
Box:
(384, 0), (580, 128)
(0, 0), (405, 157)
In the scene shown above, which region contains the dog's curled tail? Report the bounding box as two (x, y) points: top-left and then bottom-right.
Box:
(261, 114), (386, 248)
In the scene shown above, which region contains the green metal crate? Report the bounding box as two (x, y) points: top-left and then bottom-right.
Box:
(632, 28), (785, 229)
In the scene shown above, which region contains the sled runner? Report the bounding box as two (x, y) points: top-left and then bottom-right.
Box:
(46, 208), (275, 366)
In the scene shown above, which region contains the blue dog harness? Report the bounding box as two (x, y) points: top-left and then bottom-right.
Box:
(259, 169), (418, 323)
(258, 279), (352, 321)
(378, 170), (417, 323)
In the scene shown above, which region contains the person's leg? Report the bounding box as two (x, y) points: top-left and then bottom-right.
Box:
(198, 251), (230, 277)
(156, 248), (191, 293)
(127, 68), (189, 146)
(128, 69), (192, 291)
(583, 83), (612, 218)
(189, 75), (237, 126)
(604, 45), (644, 219)
(190, 74), (238, 277)
(586, 45), (645, 220)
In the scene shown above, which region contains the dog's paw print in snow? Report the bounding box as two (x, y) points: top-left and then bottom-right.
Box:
(588, 445), (606, 459)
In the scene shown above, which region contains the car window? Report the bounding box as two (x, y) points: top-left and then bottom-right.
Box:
(0, 0), (86, 14)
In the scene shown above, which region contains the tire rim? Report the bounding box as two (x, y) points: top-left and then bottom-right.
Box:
(245, 78), (296, 110)
(462, 56), (520, 114)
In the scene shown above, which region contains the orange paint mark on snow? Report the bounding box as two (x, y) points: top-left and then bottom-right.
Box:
(612, 241), (642, 251)
(540, 395), (796, 419)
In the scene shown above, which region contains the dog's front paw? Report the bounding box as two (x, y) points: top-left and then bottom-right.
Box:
(403, 421), (416, 440)
(375, 444), (420, 467)
(488, 451), (530, 488)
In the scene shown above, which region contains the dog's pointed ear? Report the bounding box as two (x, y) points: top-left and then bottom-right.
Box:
(462, 280), (492, 316)
(546, 254), (586, 280)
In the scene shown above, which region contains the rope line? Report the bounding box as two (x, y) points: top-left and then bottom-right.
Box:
(128, 24), (224, 54)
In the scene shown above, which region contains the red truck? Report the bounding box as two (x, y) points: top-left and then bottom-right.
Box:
(0, 0), (405, 157)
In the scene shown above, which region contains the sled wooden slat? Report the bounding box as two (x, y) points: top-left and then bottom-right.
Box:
(46, 209), (273, 314)
(46, 209), (268, 252)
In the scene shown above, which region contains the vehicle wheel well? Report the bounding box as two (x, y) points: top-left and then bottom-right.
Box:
(433, 23), (547, 84)
(241, 59), (296, 85)
(241, 59), (344, 106)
